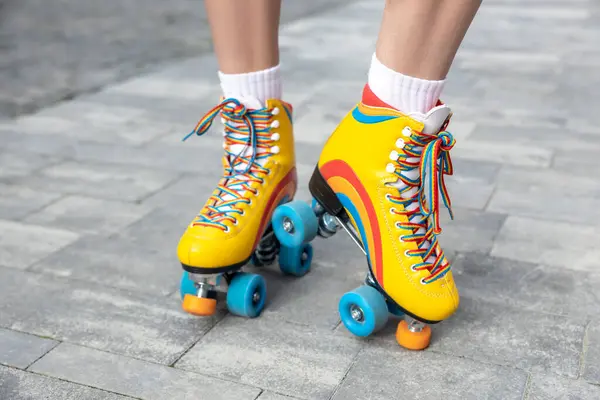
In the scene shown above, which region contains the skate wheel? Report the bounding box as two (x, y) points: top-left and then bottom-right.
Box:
(272, 201), (318, 248)
(396, 320), (431, 350)
(182, 294), (217, 316)
(279, 243), (313, 277)
(339, 286), (389, 337)
(179, 272), (197, 300)
(226, 272), (267, 318)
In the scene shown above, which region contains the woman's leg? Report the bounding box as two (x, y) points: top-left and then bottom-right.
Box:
(370, 0), (481, 114)
(376, 0), (481, 80)
(204, 0), (283, 102)
(205, 0), (281, 74)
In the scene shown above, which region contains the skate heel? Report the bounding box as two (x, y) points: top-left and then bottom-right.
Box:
(308, 166), (344, 217)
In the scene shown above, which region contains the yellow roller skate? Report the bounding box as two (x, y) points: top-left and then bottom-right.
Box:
(178, 97), (318, 318)
(307, 85), (459, 349)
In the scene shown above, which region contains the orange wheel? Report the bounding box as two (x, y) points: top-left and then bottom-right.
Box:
(395, 320), (431, 350)
(182, 294), (217, 316)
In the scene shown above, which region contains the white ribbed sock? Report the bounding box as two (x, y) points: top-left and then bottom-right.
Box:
(218, 64), (282, 106)
(367, 53), (445, 114)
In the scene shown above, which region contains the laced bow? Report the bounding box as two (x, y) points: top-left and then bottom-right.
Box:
(182, 98), (275, 231)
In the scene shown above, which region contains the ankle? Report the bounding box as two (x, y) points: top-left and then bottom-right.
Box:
(366, 53), (445, 115)
(218, 64), (283, 106)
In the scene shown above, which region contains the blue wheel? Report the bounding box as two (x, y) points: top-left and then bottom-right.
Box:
(226, 272), (267, 318)
(339, 285), (389, 337)
(279, 243), (313, 277)
(180, 272), (196, 300)
(272, 201), (318, 248)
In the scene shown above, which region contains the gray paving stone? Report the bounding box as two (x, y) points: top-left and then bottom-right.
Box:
(491, 216), (600, 272)
(0, 220), (79, 270)
(67, 140), (223, 175)
(176, 316), (363, 399)
(0, 152), (59, 179)
(24, 195), (152, 235)
(13, 161), (179, 202)
(31, 102), (157, 145)
(554, 149), (600, 175)
(453, 253), (600, 319)
(528, 373), (600, 400)
(495, 166), (600, 198)
(0, 267), (221, 364)
(471, 125), (600, 153)
(453, 139), (553, 167)
(426, 298), (586, 378)
(31, 234), (180, 296)
(331, 347), (527, 400)
(108, 76), (216, 102)
(583, 321), (600, 384)
(0, 328), (57, 369)
(29, 343), (260, 400)
(438, 208), (506, 254)
(0, 129), (73, 157)
(443, 159), (499, 210)
(258, 391), (302, 400)
(0, 366), (130, 400)
(488, 190), (600, 225)
(0, 183), (62, 221)
(140, 175), (218, 212)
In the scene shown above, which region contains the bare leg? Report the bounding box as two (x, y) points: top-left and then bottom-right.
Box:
(205, 0), (282, 73)
(376, 0), (481, 80)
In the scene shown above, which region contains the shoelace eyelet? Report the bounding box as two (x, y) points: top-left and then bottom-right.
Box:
(402, 126), (412, 137)
(271, 107), (280, 116)
(386, 163), (395, 173)
(271, 146), (280, 154)
(396, 138), (405, 148)
(271, 120), (280, 128)
(420, 278), (427, 285)
(271, 133), (280, 141)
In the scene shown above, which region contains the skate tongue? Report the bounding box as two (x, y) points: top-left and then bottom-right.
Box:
(409, 105), (451, 134)
(230, 95), (264, 111)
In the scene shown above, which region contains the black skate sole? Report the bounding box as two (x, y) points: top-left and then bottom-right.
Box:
(181, 256), (251, 275)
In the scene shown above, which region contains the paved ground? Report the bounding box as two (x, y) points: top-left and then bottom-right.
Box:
(2, 0), (600, 399)
(0, 0), (353, 117)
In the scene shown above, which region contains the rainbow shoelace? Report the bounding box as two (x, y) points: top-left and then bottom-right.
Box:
(387, 123), (455, 284)
(182, 98), (277, 232)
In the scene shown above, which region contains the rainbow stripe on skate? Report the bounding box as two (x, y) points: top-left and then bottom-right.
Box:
(320, 160), (384, 287)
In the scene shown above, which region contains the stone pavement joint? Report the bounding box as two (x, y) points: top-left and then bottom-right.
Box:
(1, 0), (600, 399)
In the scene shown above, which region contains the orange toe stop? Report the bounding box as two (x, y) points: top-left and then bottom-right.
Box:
(396, 320), (431, 350)
(182, 294), (217, 316)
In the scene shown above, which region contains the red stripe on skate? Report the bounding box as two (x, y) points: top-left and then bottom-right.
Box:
(253, 167), (298, 248)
